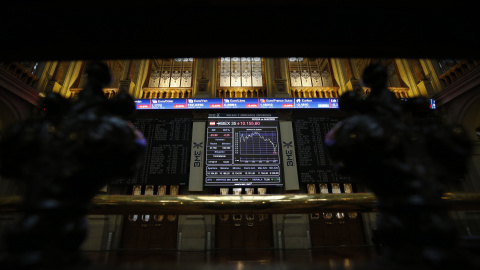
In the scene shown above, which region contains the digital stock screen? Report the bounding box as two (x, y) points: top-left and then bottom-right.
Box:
(205, 114), (282, 187)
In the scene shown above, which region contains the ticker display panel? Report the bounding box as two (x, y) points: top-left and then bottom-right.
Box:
(293, 116), (351, 184)
(134, 98), (339, 109)
(111, 116), (192, 186)
(134, 98), (436, 110)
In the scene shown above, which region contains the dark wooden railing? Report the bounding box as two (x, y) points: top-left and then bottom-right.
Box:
(439, 60), (480, 86)
(0, 62), (38, 88)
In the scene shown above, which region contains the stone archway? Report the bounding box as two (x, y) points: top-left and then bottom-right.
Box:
(459, 96), (480, 191)
(0, 91), (25, 133)
(0, 88), (33, 197)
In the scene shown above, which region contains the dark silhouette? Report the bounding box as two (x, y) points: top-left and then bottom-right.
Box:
(0, 62), (146, 269)
(325, 63), (475, 269)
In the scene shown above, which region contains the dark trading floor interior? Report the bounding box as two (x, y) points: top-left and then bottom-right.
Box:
(82, 246), (376, 269)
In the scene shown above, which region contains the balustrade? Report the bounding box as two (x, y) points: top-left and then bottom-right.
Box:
(142, 87), (192, 99)
(290, 87), (339, 98)
(363, 87), (410, 98)
(69, 88), (118, 99)
(439, 60), (480, 86)
(0, 62), (38, 87)
(216, 87), (266, 98)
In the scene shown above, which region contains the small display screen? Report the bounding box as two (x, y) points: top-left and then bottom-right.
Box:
(205, 113), (282, 187)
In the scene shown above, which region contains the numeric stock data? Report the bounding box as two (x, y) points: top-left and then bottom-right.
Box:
(205, 114), (282, 187)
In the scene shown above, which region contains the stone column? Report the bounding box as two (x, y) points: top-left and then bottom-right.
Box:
(330, 58), (349, 95)
(117, 60), (137, 96)
(44, 61), (66, 94)
(119, 80), (135, 96)
(274, 58), (289, 98)
(194, 58), (212, 98)
(133, 60), (150, 99)
(344, 59), (361, 91)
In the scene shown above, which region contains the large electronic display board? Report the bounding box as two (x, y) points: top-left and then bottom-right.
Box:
(205, 113), (282, 187)
(293, 116), (351, 184)
(111, 115), (192, 186)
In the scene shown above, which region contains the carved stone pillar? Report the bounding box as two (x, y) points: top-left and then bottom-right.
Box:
(274, 79), (289, 97)
(44, 61), (67, 94)
(196, 78), (209, 98)
(345, 79), (361, 91)
(45, 80), (62, 94)
(52, 61), (67, 82)
(344, 58), (361, 91)
(119, 80), (135, 95)
(417, 80), (435, 96)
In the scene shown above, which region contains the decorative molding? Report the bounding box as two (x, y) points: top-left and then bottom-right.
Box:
(142, 87), (192, 98)
(290, 86), (340, 98)
(69, 88), (119, 99)
(46, 80), (62, 94)
(197, 79), (209, 93)
(216, 87), (266, 98)
(195, 78), (209, 98)
(274, 79), (289, 98)
(330, 59), (347, 94)
(396, 59), (419, 96)
(416, 79), (434, 96)
(0, 68), (40, 105)
(345, 79), (361, 91)
(421, 59), (443, 95)
(433, 66), (480, 105)
(119, 80), (135, 95)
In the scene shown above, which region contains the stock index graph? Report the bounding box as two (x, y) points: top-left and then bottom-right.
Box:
(236, 129), (279, 163)
(205, 114), (282, 187)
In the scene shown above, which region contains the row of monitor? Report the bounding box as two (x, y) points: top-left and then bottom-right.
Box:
(113, 98), (436, 188)
(134, 98), (436, 110)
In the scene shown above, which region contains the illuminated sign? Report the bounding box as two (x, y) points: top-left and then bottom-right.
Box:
(134, 98), (436, 110)
(205, 114), (282, 187)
